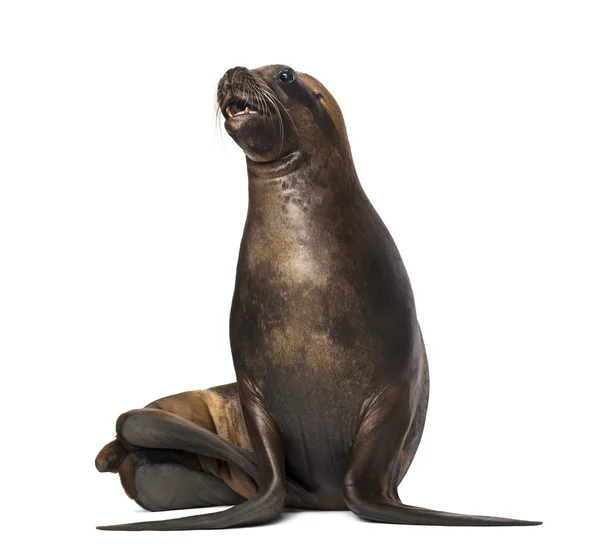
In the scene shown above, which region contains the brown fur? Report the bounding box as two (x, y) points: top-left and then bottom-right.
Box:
(96, 384), (257, 501)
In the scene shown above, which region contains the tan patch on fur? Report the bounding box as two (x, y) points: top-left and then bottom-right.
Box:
(202, 390), (257, 499)
(149, 389), (256, 499)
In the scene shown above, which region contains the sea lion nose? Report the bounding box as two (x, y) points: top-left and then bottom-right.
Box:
(226, 66), (247, 82)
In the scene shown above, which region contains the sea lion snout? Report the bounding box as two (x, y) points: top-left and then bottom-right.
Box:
(216, 65), (302, 164)
(217, 66), (256, 116)
(225, 66), (247, 83)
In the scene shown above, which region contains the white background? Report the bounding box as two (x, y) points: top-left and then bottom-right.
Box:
(1, 1), (598, 553)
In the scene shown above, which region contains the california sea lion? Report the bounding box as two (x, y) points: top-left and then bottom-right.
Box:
(96, 65), (540, 530)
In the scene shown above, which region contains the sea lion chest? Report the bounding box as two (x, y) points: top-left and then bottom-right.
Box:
(229, 178), (416, 500)
(230, 182), (378, 391)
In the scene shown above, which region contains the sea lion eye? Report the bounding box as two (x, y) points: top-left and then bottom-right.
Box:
(278, 69), (295, 83)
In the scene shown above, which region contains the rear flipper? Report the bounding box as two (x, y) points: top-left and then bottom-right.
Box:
(95, 439), (128, 473)
(96, 405), (318, 528)
(114, 408), (259, 481)
(97, 387), (289, 530)
(118, 449), (245, 511)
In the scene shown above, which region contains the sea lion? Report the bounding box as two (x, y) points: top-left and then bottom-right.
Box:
(96, 65), (540, 530)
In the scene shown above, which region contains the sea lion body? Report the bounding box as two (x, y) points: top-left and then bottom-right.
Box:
(229, 148), (428, 509)
(96, 65), (539, 530)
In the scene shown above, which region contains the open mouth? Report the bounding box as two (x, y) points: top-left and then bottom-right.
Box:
(223, 96), (259, 119)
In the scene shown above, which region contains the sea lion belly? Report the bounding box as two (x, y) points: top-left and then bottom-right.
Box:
(229, 194), (412, 506)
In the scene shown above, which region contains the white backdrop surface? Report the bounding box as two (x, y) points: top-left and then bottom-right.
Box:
(1, 1), (598, 554)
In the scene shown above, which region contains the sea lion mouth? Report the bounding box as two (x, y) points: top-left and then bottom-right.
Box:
(223, 96), (259, 119)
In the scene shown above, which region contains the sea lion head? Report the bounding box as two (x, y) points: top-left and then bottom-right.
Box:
(217, 65), (353, 167)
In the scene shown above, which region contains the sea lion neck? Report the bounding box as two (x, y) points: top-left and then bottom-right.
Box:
(246, 151), (305, 180)
(245, 153), (361, 220)
(246, 146), (360, 193)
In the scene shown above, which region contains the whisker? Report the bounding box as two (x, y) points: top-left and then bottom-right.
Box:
(213, 82), (225, 147)
(261, 86), (299, 139)
(247, 79), (281, 150)
(255, 85), (277, 137)
(215, 72), (298, 158)
(257, 85), (289, 154)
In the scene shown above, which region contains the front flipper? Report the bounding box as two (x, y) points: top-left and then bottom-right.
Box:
(343, 385), (542, 527)
(343, 492), (542, 526)
(97, 381), (288, 530)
